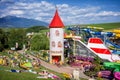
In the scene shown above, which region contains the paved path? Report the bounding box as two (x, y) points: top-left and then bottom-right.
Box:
(40, 60), (89, 79)
(18, 50), (89, 79)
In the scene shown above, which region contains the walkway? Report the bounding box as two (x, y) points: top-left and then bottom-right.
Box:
(18, 50), (89, 79)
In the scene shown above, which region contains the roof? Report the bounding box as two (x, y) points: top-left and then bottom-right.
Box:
(49, 8), (64, 28)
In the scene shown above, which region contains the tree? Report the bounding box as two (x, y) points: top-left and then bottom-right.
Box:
(26, 26), (48, 33)
(8, 28), (27, 50)
(30, 33), (49, 51)
(0, 29), (8, 51)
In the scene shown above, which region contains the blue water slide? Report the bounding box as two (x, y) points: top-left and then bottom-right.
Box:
(83, 29), (92, 37)
(106, 32), (114, 37)
(106, 40), (120, 49)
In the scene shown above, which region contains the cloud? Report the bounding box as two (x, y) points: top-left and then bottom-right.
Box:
(9, 10), (24, 15)
(0, 0), (120, 24)
(84, 11), (120, 17)
(97, 11), (120, 17)
(0, 0), (14, 4)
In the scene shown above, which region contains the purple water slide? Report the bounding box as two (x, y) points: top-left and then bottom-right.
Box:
(114, 72), (120, 80)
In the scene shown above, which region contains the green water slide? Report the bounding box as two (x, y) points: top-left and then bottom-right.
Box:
(103, 62), (120, 72)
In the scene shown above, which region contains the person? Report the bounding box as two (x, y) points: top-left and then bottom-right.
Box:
(56, 61), (60, 67)
(3, 56), (7, 66)
(48, 73), (51, 78)
(38, 70), (48, 79)
(8, 51), (10, 54)
(80, 64), (84, 72)
(36, 58), (40, 66)
(89, 76), (95, 80)
(6, 56), (9, 66)
(98, 72), (102, 78)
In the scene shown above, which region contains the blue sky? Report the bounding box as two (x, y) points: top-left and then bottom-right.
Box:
(0, 0), (120, 25)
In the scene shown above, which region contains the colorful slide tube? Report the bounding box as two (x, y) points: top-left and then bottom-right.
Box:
(103, 62), (120, 72)
(103, 62), (120, 79)
(114, 72), (120, 80)
(97, 71), (113, 79)
(106, 40), (120, 49)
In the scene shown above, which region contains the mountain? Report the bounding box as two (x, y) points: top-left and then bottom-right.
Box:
(0, 16), (49, 28)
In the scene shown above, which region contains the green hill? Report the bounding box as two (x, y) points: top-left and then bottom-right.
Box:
(84, 22), (120, 30)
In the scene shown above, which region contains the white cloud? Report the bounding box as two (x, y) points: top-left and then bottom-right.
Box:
(84, 11), (120, 17)
(35, 17), (42, 20)
(1, 1), (120, 24)
(9, 10), (24, 15)
(0, 0), (12, 2)
(97, 11), (120, 17)
(0, 0), (14, 4)
(57, 4), (69, 9)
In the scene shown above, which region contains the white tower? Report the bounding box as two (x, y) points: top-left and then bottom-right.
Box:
(49, 8), (64, 64)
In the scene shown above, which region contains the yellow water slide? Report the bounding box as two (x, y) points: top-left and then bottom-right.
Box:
(112, 29), (120, 39)
(87, 26), (104, 30)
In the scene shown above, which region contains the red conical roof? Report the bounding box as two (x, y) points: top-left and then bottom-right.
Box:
(49, 8), (64, 28)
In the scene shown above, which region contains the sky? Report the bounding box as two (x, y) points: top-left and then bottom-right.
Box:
(0, 0), (120, 25)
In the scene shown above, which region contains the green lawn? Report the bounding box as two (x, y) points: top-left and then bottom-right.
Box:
(0, 50), (88, 80)
(0, 70), (39, 80)
(66, 22), (120, 30)
(0, 65), (53, 80)
(84, 22), (120, 30)
(0, 64), (88, 80)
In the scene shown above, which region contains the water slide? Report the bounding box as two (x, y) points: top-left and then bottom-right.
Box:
(103, 62), (120, 79)
(87, 38), (120, 62)
(112, 29), (120, 39)
(106, 40), (120, 54)
(114, 72), (120, 80)
(106, 40), (120, 49)
(105, 40), (120, 54)
(73, 37), (120, 62)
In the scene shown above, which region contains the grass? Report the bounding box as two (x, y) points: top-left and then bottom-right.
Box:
(0, 51), (53, 80)
(0, 58), (88, 80)
(0, 50), (65, 80)
(0, 68), (87, 80)
(0, 52), (9, 56)
(0, 70), (38, 80)
(84, 22), (120, 30)
(39, 66), (66, 80)
(0, 70), (53, 80)
(0, 65), (53, 80)
(67, 22), (120, 30)
(0, 50), (88, 80)
(1, 65), (87, 80)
